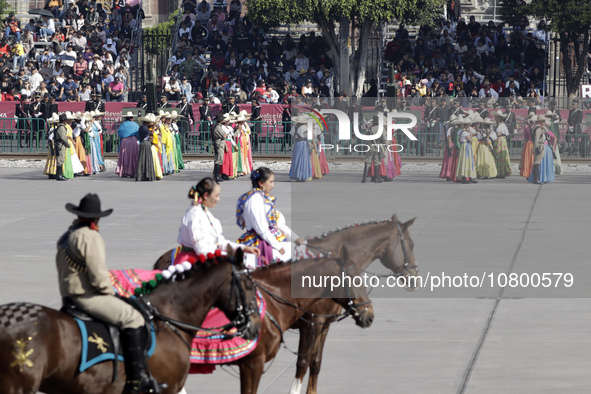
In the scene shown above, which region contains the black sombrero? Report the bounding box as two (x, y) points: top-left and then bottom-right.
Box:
(65, 193), (113, 218)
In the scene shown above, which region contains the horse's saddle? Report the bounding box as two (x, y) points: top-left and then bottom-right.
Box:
(60, 298), (156, 375)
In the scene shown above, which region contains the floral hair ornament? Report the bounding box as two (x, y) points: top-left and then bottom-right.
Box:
(190, 185), (202, 205)
(250, 170), (261, 182)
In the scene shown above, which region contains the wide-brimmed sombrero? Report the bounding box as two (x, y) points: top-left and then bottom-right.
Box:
(65, 193), (113, 218)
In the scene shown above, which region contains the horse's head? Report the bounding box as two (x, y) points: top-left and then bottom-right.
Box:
(379, 214), (419, 291)
(332, 245), (374, 328)
(214, 249), (262, 341)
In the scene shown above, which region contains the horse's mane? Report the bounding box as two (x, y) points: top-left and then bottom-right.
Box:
(307, 218), (395, 242)
(138, 255), (236, 296)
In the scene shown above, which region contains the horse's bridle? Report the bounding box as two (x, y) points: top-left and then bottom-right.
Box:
(387, 221), (418, 278)
(334, 256), (372, 320)
(144, 261), (260, 351)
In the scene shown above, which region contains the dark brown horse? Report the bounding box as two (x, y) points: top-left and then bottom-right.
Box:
(288, 213), (419, 394)
(154, 246), (374, 394)
(0, 250), (261, 394)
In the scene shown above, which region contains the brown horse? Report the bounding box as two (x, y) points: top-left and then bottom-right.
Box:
(288, 213), (419, 394)
(154, 246), (374, 394)
(0, 250), (261, 394)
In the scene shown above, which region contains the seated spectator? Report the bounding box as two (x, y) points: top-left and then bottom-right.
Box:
(107, 76), (125, 102)
(196, 1), (211, 24)
(5, 13), (21, 42)
(210, 50), (225, 70)
(294, 52), (309, 73)
(73, 55), (88, 80)
(165, 76), (181, 101)
(206, 14), (223, 34)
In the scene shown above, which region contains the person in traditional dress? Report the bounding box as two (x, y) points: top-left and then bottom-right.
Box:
(151, 114), (164, 180)
(135, 113), (157, 182)
(91, 111), (106, 173)
(362, 115), (386, 183)
(44, 113), (60, 179)
(237, 110), (253, 175)
(529, 115), (556, 184)
(236, 167), (304, 268)
(221, 113), (236, 180)
(519, 113), (536, 178)
(233, 113), (248, 176)
(170, 111), (185, 172)
(475, 117), (498, 179)
(229, 111), (241, 179)
(309, 122), (322, 180)
(72, 112), (89, 176)
(439, 115), (459, 181)
(54, 114), (71, 181)
(455, 116), (478, 184)
(545, 110), (563, 175)
(492, 110), (512, 178)
(159, 112), (175, 176)
(164, 112), (178, 173)
(289, 114), (313, 182)
(64, 112), (85, 179)
(174, 177), (259, 266)
(115, 112), (140, 178)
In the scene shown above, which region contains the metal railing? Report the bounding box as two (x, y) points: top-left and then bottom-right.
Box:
(2, 118), (590, 159)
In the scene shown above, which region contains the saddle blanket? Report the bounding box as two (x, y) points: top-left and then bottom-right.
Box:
(109, 268), (266, 374)
(74, 318), (156, 373)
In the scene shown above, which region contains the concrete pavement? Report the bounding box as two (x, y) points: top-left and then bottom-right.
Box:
(0, 168), (589, 393)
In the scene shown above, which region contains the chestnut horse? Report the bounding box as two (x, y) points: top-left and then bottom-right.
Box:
(154, 246), (374, 394)
(0, 250), (261, 394)
(288, 214), (419, 394)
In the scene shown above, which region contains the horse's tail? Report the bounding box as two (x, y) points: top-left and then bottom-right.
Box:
(0, 303), (80, 393)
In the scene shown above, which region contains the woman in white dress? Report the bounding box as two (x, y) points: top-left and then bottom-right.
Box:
(236, 167), (304, 269)
(174, 177), (259, 266)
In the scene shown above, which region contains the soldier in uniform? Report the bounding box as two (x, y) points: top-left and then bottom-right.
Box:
(212, 113), (228, 182)
(450, 99), (467, 118)
(567, 99), (583, 156)
(44, 94), (58, 119)
(250, 98), (262, 152)
(477, 101), (489, 119)
(198, 97), (212, 145)
(16, 98), (32, 148)
(56, 193), (166, 393)
(159, 95), (172, 109)
(222, 95), (238, 115)
(85, 92), (106, 113)
(136, 94), (148, 110)
(54, 114), (70, 181)
(31, 92), (46, 143)
(361, 115), (386, 183)
(422, 98), (438, 155)
(175, 95), (195, 138)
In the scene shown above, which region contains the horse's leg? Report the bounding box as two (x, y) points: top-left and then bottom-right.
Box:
(239, 355), (265, 394)
(305, 323), (331, 394)
(290, 318), (319, 394)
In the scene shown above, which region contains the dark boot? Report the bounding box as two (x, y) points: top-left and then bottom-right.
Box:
(122, 328), (167, 394)
(55, 165), (67, 181)
(361, 163), (368, 183)
(533, 164), (541, 184)
(214, 164), (223, 183)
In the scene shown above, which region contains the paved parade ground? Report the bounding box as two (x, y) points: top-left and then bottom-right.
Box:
(1, 167), (590, 393)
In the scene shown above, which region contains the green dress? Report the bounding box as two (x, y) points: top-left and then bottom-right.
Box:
(174, 133), (184, 171)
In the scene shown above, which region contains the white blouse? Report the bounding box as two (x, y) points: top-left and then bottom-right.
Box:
(459, 130), (470, 143)
(241, 192), (294, 250)
(177, 204), (241, 255)
(496, 123), (509, 136)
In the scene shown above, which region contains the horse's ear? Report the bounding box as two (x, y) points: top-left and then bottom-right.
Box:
(401, 217), (417, 232)
(234, 247), (245, 267)
(335, 244), (348, 263)
(391, 213), (398, 222)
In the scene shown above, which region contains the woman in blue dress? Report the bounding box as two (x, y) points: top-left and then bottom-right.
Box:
(289, 114), (312, 182)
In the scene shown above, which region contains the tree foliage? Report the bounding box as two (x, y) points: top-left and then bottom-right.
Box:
(500, 0), (591, 96)
(0, 0), (11, 19)
(143, 10), (179, 56)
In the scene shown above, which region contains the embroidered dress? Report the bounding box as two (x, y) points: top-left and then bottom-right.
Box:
(456, 129), (476, 179)
(475, 131), (498, 178)
(151, 129), (163, 179)
(528, 144), (555, 184)
(73, 122), (88, 174)
(289, 124), (312, 181)
(519, 125), (534, 178)
(494, 123), (512, 177)
(241, 124), (253, 174)
(174, 204), (242, 265)
(44, 126), (57, 176)
(91, 122), (105, 170)
(236, 189), (295, 269)
(160, 124), (174, 175)
(172, 123), (184, 171)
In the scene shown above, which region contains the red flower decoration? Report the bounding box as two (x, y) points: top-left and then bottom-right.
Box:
(198, 254), (207, 264)
(214, 249), (222, 257)
(206, 253), (214, 260)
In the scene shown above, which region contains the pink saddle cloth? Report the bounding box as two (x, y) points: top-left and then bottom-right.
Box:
(109, 268), (266, 374)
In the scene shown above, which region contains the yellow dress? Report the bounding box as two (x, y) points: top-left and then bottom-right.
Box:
(151, 129), (163, 179)
(310, 140), (322, 180)
(241, 124), (252, 174)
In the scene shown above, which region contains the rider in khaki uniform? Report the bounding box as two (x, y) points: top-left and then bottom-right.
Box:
(56, 194), (165, 393)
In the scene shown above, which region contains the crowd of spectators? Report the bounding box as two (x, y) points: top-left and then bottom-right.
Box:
(383, 16), (552, 109)
(163, 0), (336, 106)
(0, 0), (144, 103)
